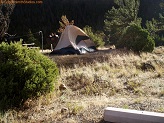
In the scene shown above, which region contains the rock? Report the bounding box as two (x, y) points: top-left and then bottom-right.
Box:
(101, 93), (107, 97)
(109, 45), (116, 49)
(61, 107), (69, 113)
(59, 84), (67, 91)
(23, 99), (32, 109)
(141, 63), (155, 71)
(63, 118), (77, 123)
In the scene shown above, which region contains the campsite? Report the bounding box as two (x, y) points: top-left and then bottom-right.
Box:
(0, 0), (164, 123)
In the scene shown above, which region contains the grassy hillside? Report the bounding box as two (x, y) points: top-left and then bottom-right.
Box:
(1, 47), (164, 122)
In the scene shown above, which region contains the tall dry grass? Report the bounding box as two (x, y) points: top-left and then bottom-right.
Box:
(1, 47), (164, 123)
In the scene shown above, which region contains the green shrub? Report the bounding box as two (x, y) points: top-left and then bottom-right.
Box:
(26, 29), (41, 47)
(83, 26), (105, 47)
(0, 42), (58, 110)
(154, 35), (164, 46)
(117, 24), (155, 52)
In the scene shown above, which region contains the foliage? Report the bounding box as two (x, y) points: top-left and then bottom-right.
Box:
(25, 29), (41, 47)
(6, 0), (163, 44)
(157, 14), (164, 44)
(145, 18), (158, 36)
(117, 24), (155, 52)
(158, 13), (164, 31)
(104, 0), (141, 45)
(83, 26), (105, 47)
(0, 42), (59, 110)
(0, 0), (15, 38)
(146, 13), (164, 46)
(154, 35), (164, 46)
(58, 15), (74, 33)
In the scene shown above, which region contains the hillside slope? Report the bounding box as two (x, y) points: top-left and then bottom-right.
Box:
(1, 47), (164, 122)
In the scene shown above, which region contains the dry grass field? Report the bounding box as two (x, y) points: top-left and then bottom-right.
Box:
(1, 47), (164, 123)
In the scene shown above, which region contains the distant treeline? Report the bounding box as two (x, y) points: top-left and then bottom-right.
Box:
(8, 0), (163, 41)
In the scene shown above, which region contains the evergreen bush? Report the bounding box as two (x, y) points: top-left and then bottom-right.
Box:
(26, 29), (41, 47)
(117, 24), (155, 52)
(83, 26), (105, 47)
(0, 42), (58, 110)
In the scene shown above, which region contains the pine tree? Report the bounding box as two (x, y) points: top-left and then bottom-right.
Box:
(57, 15), (74, 33)
(0, 0), (15, 39)
(146, 18), (158, 36)
(26, 29), (40, 46)
(158, 13), (164, 33)
(145, 3), (164, 46)
(104, 0), (141, 45)
(154, 2), (164, 34)
(83, 26), (105, 47)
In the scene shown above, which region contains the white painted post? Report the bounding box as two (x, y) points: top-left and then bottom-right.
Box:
(51, 44), (53, 51)
(39, 31), (43, 52)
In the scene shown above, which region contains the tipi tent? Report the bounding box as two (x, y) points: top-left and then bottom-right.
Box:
(51, 25), (96, 55)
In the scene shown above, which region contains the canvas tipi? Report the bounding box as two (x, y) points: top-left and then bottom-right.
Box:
(51, 25), (96, 55)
